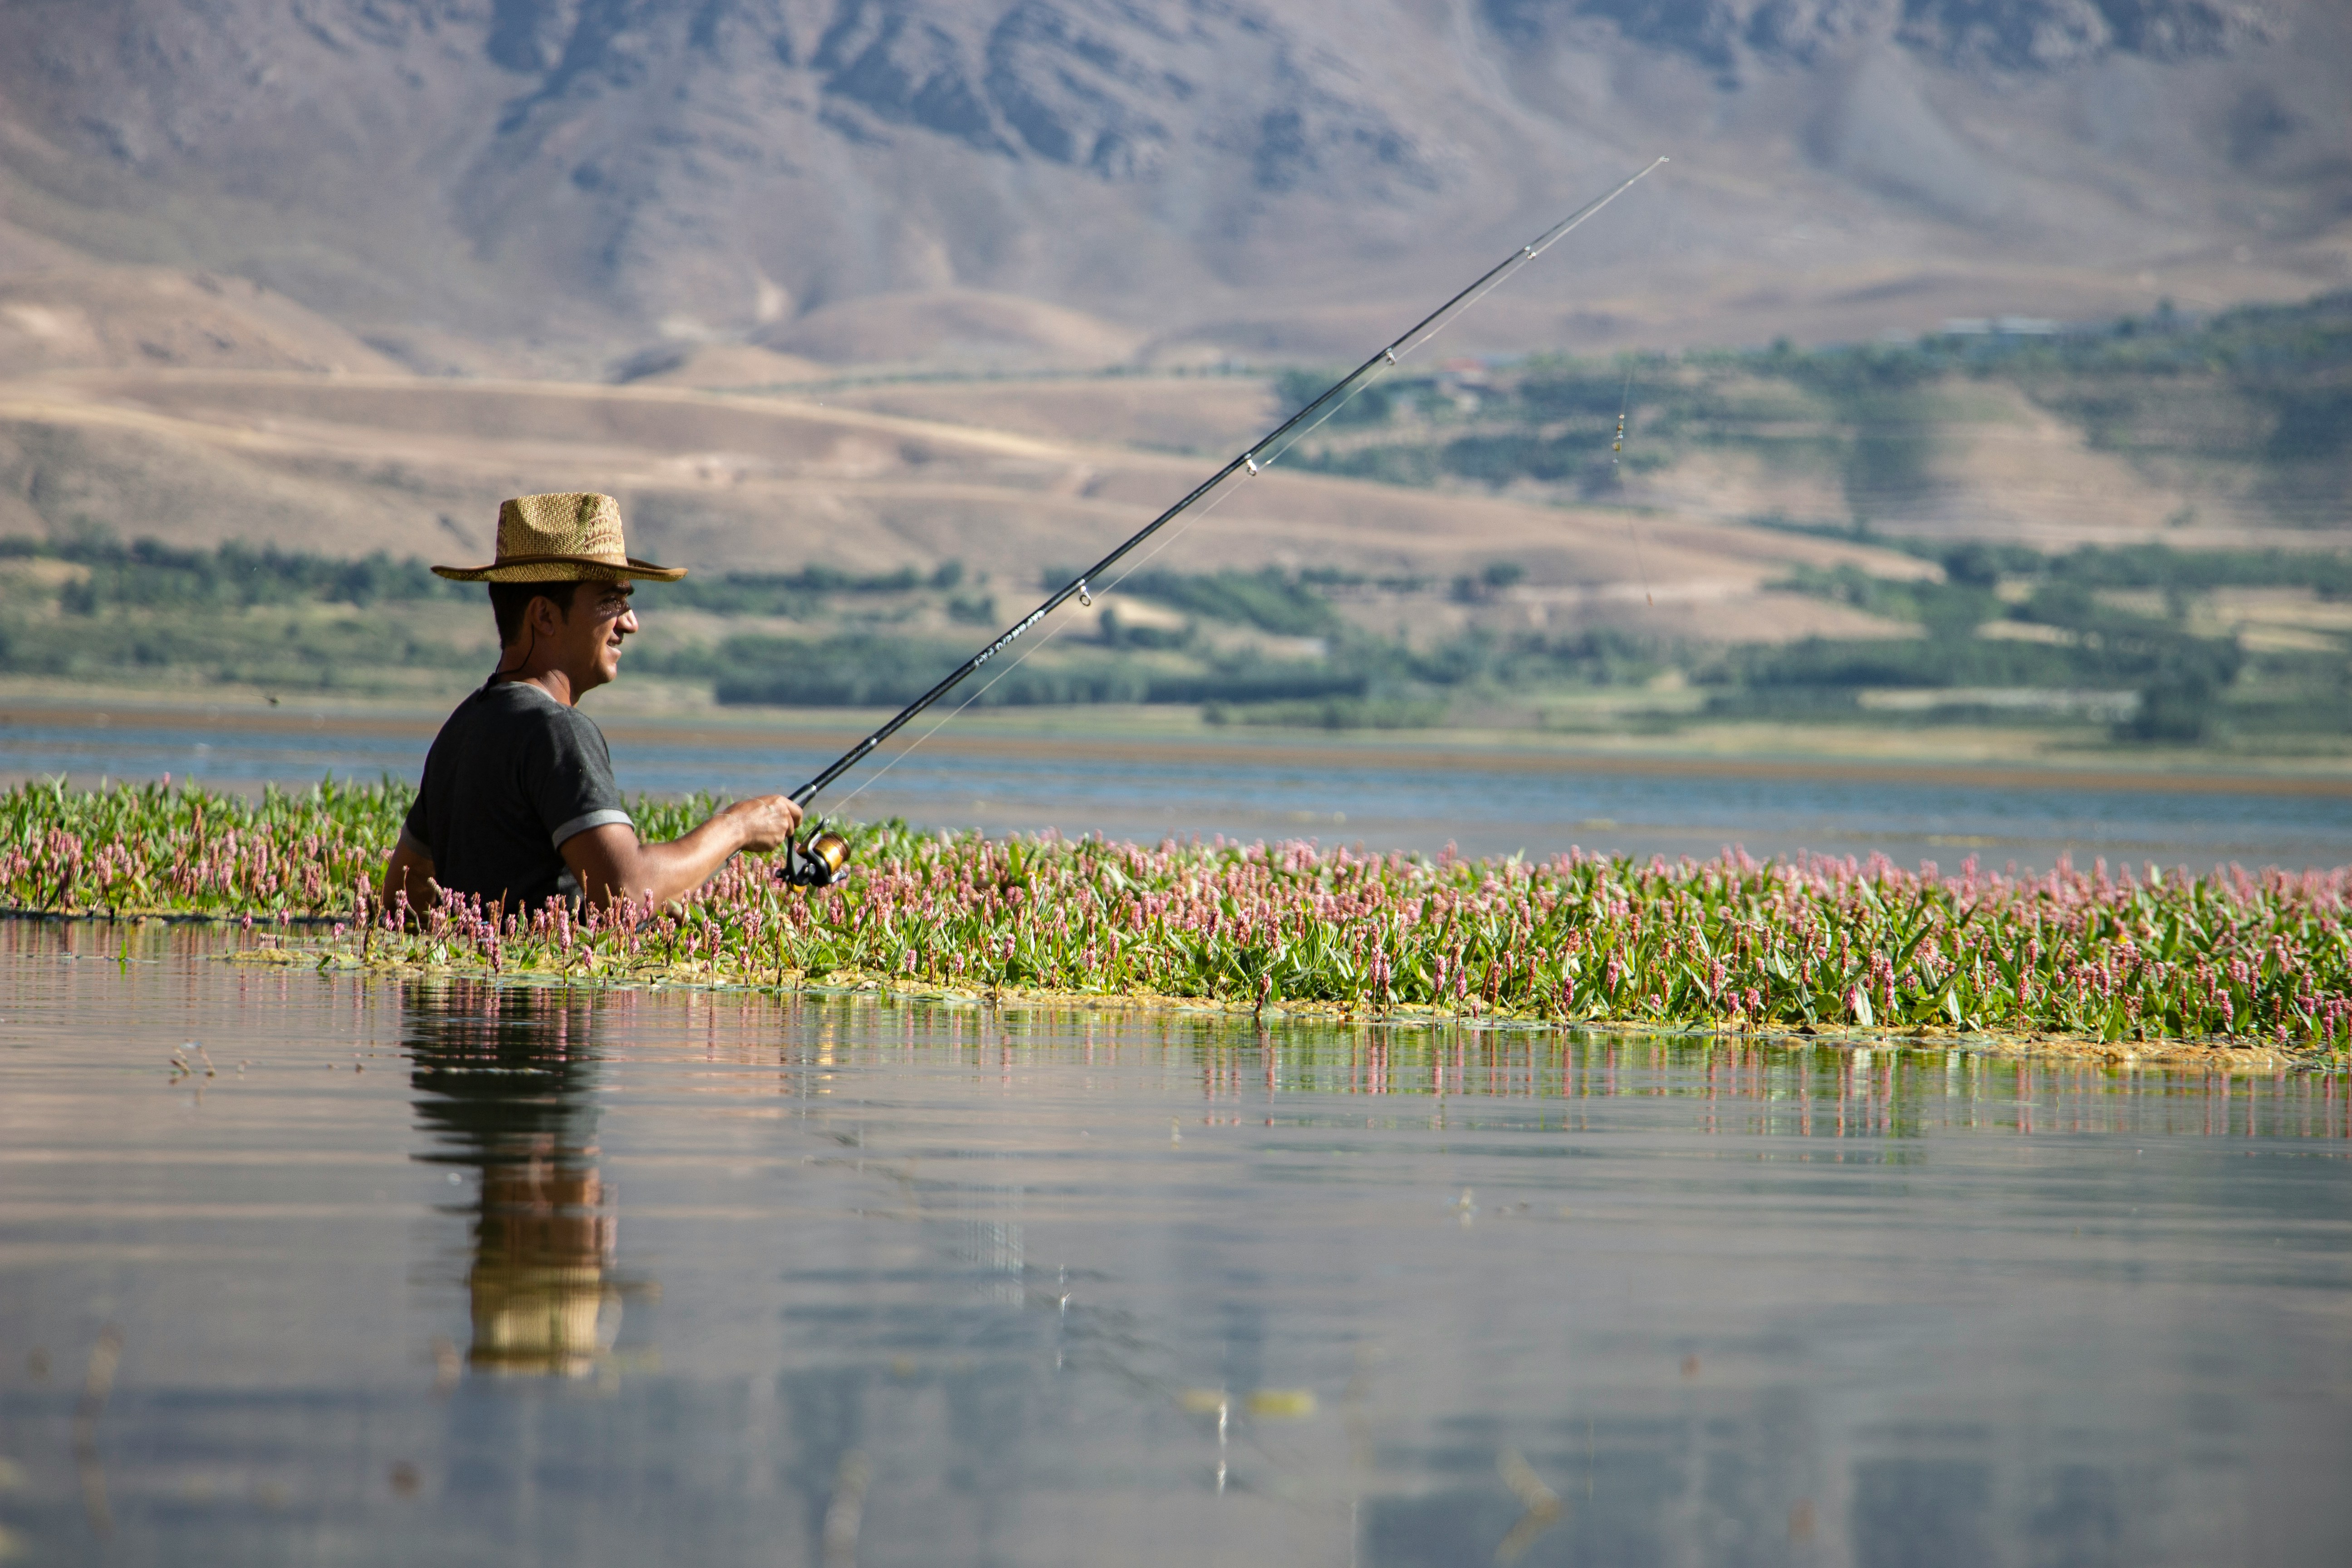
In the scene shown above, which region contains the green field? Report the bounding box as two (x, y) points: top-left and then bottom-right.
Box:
(2, 529), (2344, 754)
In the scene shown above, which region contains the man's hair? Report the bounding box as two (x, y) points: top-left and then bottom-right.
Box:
(487, 579), (585, 647)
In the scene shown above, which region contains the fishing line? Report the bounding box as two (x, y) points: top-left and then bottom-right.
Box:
(800, 158), (1665, 809)
(781, 157), (1670, 876)
(1614, 366), (1653, 608)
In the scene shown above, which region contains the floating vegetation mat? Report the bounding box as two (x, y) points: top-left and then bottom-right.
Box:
(3, 779), (2348, 1055)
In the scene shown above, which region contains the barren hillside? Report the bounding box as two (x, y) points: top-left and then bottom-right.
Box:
(0, 0), (2346, 372)
(0, 364), (1941, 643)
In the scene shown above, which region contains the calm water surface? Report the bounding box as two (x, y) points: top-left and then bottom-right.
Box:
(1, 923), (2348, 1567)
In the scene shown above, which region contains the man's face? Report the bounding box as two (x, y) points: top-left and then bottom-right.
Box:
(546, 580), (638, 690)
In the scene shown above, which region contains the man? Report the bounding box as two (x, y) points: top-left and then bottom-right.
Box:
(381, 492), (801, 918)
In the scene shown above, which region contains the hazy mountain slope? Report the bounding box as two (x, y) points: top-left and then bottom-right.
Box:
(0, 366), (1940, 646)
(0, 0), (2346, 368)
(0, 268), (402, 375)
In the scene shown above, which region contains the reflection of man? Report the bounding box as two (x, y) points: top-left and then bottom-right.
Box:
(468, 1152), (615, 1377)
(381, 491), (800, 918)
(407, 978), (635, 1377)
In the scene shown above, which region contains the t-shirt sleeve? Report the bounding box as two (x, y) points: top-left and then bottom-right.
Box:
(529, 708), (633, 849)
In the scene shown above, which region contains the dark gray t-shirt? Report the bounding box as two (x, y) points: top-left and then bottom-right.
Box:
(401, 681), (632, 911)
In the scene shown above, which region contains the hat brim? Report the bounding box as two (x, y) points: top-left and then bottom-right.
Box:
(432, 554), (687, 584)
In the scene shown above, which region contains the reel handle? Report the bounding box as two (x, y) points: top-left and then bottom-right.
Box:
(779, 829), (851, 888)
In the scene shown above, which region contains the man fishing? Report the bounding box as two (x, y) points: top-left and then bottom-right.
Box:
(380, 492), (802, 919)
(375, 163), (1663, 917)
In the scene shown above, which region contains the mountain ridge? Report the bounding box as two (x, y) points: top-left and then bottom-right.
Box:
(0, 0), (2346, 372)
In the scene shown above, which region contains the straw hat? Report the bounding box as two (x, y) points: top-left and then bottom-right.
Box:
(433, 492), (685, 583)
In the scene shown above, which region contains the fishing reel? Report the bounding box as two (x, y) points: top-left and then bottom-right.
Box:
(778, 829), (852, 888)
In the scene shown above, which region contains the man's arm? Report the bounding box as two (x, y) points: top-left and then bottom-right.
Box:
(560, 794), (804, 912)
(380, 833), (438, 922)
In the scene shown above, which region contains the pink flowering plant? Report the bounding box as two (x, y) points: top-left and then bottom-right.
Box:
(4, 779), (2348, 1048)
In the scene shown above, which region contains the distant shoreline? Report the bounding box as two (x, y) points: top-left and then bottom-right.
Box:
(2, 693), (2347, 799)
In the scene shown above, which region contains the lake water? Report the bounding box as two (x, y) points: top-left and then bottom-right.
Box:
(1, 923), (2347, 1566)
(4, 706), (2349, 872)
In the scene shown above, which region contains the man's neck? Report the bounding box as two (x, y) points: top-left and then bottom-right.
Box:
(495, 662), (582, 707)
(523, 669), (575, 706)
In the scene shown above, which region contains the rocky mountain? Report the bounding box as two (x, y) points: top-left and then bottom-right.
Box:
(1499, 1), (2279, 73)
(0, 0), (2345, 370)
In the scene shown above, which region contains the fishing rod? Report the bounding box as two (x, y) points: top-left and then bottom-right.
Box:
(778, 156), (1670, 887)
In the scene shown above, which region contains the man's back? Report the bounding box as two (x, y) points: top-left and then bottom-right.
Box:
(402, 681), (632, 911)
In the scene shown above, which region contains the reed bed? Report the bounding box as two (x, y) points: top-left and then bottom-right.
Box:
(3, 779), (2348, 1048)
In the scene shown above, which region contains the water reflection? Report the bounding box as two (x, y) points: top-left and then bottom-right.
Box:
(403, 979), (631, 1378)
(1168, 1023), (2352, 1144)
(0, 928), (2346, 1568)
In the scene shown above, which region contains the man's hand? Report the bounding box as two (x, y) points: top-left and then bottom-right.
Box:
(712, 793), (804, 855)
(561, 793), (804, 912)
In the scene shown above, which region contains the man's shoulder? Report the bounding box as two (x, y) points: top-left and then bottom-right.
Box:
(505, 684), (612, 763)
(459, 681), (598, 722)
(432, 682), (598, 750)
